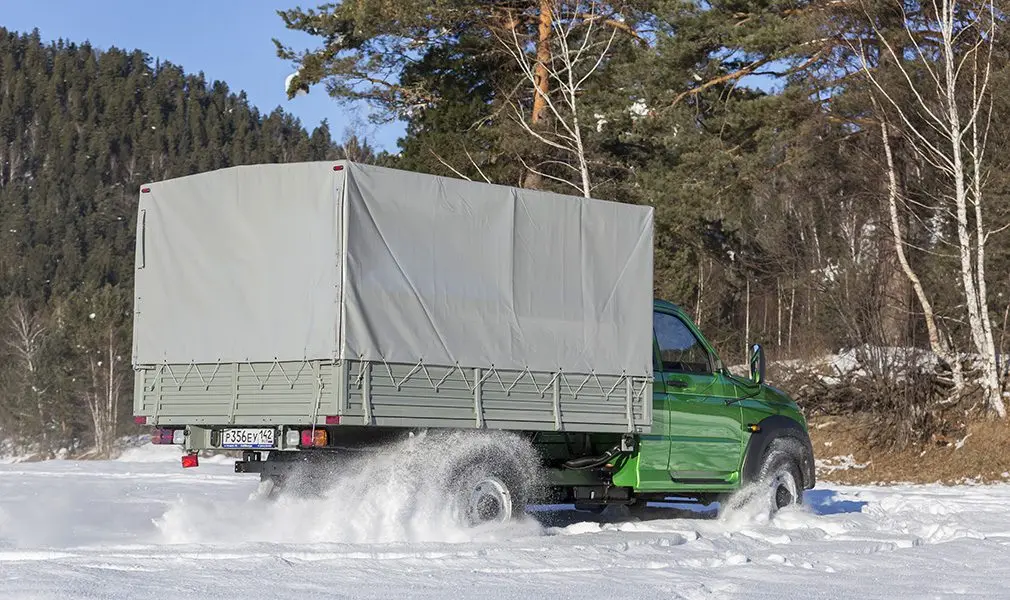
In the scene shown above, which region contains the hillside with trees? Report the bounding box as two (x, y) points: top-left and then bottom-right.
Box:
(277, 0), (1010, 451)
(0, 27), (372, 457)
(3, 0), (1010, 461)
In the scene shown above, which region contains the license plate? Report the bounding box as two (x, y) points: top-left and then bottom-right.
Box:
(221, 428), (275, 449)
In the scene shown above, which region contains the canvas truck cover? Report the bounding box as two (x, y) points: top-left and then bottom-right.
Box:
(133, 161), (655, 378)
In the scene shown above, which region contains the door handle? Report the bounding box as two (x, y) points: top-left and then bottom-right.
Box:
(665, 379), (689, 388)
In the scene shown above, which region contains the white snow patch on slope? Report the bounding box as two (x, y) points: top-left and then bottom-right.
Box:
(816, 454), (871, 473)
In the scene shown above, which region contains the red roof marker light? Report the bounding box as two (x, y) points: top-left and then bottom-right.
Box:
(333, 165), (344, 171)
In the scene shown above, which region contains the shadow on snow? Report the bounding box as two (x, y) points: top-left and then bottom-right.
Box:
(525, 487), (866, 527)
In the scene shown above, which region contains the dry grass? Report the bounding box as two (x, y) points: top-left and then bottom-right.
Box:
(809, 414), (1010, 485)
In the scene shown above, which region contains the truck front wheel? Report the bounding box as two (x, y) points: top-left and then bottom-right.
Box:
(725, 438), (804, 517)
(759, 446), (803, 511)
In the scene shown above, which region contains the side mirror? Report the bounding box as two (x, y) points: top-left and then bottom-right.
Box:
(749, 343), (766, 385)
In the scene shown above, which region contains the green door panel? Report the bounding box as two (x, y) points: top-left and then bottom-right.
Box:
(617, 301), (810, 495)
(616, 306), (752, 493)
(666, 371), (744, 483)
(653, 310), (745, 487)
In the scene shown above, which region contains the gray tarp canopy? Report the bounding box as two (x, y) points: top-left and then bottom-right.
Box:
(132, 161), (654, 378)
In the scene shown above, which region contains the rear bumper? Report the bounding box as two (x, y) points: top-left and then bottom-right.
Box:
(234, 457), (277, 475)
(232, 445), (386, 476)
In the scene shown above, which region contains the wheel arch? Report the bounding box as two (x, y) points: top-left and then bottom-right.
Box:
(741, 415), (815, 490)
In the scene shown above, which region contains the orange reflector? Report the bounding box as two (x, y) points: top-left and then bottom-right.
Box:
(181, 454), (199, 468)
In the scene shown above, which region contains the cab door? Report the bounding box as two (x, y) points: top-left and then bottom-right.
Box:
(653, 310), (744, 485)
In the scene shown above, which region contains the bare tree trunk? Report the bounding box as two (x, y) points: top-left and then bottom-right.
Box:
(7, 300), (50, 456)
(523, 0), (554, 190)
(879, 121), (944, 350)
(968, 47), (1001, 411)
(763, 296), (768, 336)
(695, 260), (704, 326)
(84, 327), (123, 458)
(788, 286), (796, 354)
(745, 279), (751, 363)
(532, 0), (553, 126)
(943, 22), (1003, 416)
(777, 279), (783, 348)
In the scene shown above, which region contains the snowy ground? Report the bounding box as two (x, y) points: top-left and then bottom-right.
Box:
(2, 446), (1010, 599)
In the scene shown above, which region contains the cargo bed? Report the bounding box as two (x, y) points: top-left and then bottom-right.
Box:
(132, 161), (654, 441)
(135, 359), (651, 434)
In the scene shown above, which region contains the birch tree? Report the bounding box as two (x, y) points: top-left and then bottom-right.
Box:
(5, 299), (52, 454)
(878, 114), (964, 390)
(853, 0), (1004, 415)
(81, 326), (124, 458)
(66, 286), (131, 458)
(494, 1), (620, 197)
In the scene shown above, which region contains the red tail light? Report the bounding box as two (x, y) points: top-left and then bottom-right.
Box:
(181, 454), (199, 468)
(300, 429), (328, 447)
(134, 416), (148, 425)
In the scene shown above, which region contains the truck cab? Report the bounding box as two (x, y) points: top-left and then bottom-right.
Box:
(604, 301), (814, 507)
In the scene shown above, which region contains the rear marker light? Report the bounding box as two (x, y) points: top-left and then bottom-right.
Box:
(134, 416), (148, 425)
(333, 165), (344, 171)
(300, 429), (328, 447)
(151, 428), (185, 445)
(141, 187), (151, 193)
(325, 415), (340, 425)
(181, 454), (199, 468)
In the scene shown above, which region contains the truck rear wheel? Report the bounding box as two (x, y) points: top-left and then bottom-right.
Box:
(448, 455), (525, 526)
(465, 474), (515, 524)
(441, 437), (539, 527)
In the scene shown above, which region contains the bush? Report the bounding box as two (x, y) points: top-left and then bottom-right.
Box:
(771, 347), (978, 450)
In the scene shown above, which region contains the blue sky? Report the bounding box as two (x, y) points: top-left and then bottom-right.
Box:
(0, 0), (406, 152)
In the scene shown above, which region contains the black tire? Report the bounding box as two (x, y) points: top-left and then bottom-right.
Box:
(757, 443), (804, 511)
(724, 438), (804, 516)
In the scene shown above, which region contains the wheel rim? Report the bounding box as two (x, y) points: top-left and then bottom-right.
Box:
(769, 471), (798, 510)
(465, 476), (513, 525)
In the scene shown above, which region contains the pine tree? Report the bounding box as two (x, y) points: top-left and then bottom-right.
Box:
(0, 27), (350, 453)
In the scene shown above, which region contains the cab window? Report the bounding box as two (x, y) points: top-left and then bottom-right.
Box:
(653, 312), (712, 374)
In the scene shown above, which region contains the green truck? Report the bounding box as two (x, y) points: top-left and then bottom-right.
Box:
(132, 161), (814, 525)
